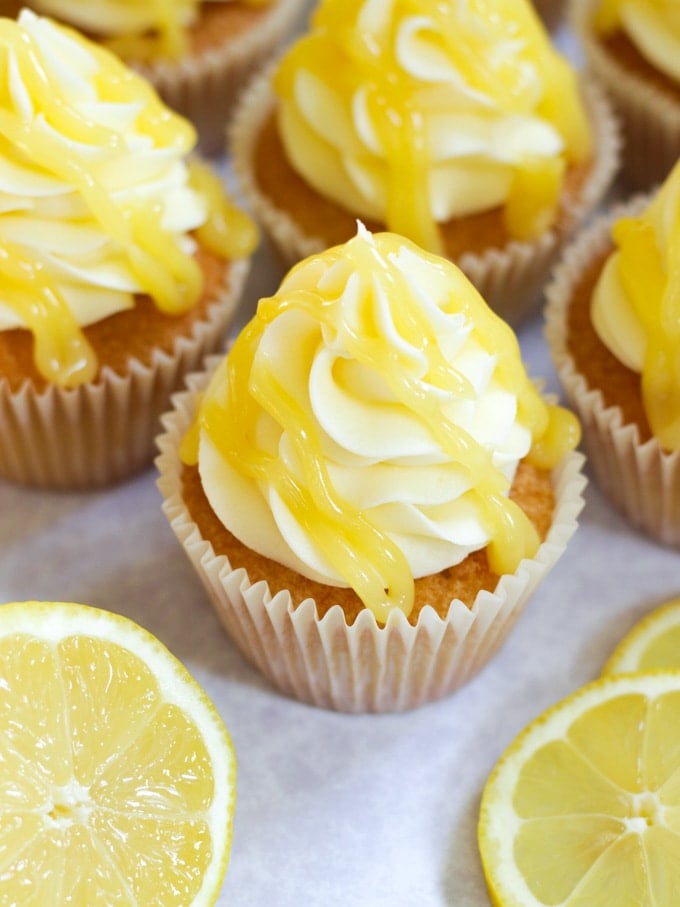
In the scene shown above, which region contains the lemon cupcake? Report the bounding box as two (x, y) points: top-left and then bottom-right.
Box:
(157, 225), (586, 713)
(22, 0), (307, 154)
(546, 158), (680, 544)
(231, 0), (619, 326)
(0, 10), (258, 490)
(572, 0), (680, 188)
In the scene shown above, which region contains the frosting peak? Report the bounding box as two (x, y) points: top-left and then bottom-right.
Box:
(274, 0), (592, 256)
(187, 226), (579, 622)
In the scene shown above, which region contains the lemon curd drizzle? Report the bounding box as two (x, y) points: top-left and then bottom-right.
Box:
(274, 0), (592, 256)
(608, 163), (680, 451)
(0, 17), (256, 388)
(186, 231), (580, 622)
(190, 159), (260, 263)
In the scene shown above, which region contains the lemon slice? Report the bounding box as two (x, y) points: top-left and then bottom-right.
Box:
(478, 671), (680, 907)
(603, 597), (680, 675)
(0, 601), (236, 905)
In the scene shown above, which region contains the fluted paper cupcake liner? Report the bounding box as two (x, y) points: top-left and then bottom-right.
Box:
(156, 362), (587, 713)
(136, 0), (305, 156)
(572, 0), (680, 190)
(0, 259), (250, 491)
(545, 198), (680, 546)
(230, 66), (620, 326)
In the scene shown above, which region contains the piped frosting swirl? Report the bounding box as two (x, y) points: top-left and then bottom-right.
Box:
(186, 226), (580, 622)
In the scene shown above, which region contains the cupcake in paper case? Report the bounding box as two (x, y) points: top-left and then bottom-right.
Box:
(0, 9), (258, 490)
(157, 225), (586, 713)
(545, 159), (680, 544)
(22, 0), (307, 155)
(572, 0), (680, 189)
(230, 0), (619, 327)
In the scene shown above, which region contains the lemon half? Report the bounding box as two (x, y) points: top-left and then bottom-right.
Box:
(479, 671), (680, 906)
(0, 600), (236, 906)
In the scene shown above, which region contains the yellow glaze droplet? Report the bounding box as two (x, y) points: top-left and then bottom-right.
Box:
(505, 156), (566, 242)
(190, 159), (259, 262)
(274, 0), (591, 255)
(525, 405), (581, 470)
(0, 244), (97, 388)
(0, 15), (256, 387)
(186, 229), (579, 622)
(608, 161), (680, 450)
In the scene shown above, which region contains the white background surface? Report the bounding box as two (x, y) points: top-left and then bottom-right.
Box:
(2, 6), (679, 906)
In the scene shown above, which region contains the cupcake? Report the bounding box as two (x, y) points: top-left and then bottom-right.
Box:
(572, 0), (680, 189)
(157, 225), (586, 713)
(0, 10), (258, 490)
(20, 0), (307, 154)
(545, 158), (680, 544)
(231, 0), (619, 327)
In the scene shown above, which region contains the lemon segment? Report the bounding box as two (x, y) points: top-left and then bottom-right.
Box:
(0, 601), (236, 907)
(603, 597), (680, 674)
(479, 672), (680, 907)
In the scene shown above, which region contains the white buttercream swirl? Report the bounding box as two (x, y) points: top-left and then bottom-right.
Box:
(275, 0), (580, 232)
(591, 253), (645, 372)
(198, 226), (534, 588)
(0, 9), (206, 332)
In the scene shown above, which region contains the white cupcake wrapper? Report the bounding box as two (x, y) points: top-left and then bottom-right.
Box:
(230, 64), (620, 326)
(544, 196), (680, 545)
(572, 0), (680, 189)
(156, 361), (586, 713)
(0, 258), (250, 490)
(136, 0), (305, 155)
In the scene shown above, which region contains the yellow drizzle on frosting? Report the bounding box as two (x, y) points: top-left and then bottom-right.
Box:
(0, 241), (97, 386)
(186, 230), (580, 623)
(274, 0), (592, 255)
(605, 161), (680, 450)
(0, 15), (257, 387)
(190, 159), (260, 262)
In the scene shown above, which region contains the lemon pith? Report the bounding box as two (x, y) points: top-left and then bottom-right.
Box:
(479, 671), (680, 906)
(0, 601), (236, 906)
